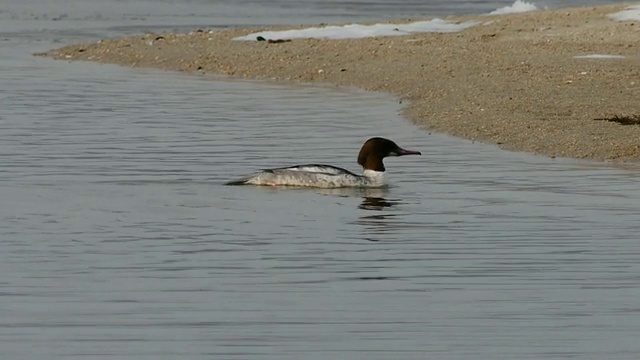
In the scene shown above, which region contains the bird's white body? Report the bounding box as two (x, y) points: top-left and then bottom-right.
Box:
(228, 165), (387, 188)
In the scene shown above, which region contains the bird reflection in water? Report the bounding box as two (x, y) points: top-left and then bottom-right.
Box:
(315, 187), (396, 210)
(359, 196), (397, 210)
(316, 187), (402, 241)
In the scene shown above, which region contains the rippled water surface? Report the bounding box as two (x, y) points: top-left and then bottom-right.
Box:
(2, 0), (640, 359)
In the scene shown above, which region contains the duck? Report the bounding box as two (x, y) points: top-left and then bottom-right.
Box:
(225, 137), (421, 188)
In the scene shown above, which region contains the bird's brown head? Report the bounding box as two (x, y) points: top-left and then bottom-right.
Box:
(356, 137), (421, 172)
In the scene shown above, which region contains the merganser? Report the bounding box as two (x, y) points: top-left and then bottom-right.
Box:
(225, 137), (421, 188)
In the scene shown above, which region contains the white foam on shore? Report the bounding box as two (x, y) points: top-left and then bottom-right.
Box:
(233, 19), (479, 41)
(608, 5), (640, 22)
(487, 0), (539, 15)
(574, 54), (626, 59)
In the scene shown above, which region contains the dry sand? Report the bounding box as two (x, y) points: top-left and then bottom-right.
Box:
(39, 4), (640, 161)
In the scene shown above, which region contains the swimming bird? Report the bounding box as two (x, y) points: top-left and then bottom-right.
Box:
(225, 137), (421, 188)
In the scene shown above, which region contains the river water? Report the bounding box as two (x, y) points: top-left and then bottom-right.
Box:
(1, 0), (639, 359)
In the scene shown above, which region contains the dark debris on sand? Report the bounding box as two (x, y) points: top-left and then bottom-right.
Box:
(595, 115), (640, 126)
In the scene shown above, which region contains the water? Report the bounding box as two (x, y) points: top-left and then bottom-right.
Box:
(2, 0), (640, 359)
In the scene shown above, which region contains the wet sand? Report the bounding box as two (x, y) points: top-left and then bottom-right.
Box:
(41, 4), (640, 161)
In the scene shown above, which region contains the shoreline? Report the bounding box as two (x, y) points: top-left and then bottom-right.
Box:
(40, 4), (640, 161)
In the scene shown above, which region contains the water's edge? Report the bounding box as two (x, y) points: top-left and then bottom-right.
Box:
(41, 2), (640, 162)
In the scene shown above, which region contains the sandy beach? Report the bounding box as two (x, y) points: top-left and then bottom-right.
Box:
(41, 4), (640, 161)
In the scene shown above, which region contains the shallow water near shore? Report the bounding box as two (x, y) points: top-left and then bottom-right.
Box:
(3, 0), (640, 359)
(4, 59), (640, 360)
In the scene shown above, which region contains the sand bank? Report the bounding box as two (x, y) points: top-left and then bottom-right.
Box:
(40, 4), (640, 161)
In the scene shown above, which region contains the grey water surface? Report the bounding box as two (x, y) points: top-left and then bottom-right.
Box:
(2, 0), (640, 359)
